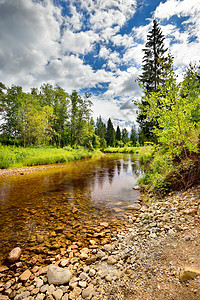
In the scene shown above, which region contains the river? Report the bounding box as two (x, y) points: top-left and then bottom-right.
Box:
(0, 153), (143, 264)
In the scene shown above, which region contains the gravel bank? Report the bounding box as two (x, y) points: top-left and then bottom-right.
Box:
(0, 184), (200, 299)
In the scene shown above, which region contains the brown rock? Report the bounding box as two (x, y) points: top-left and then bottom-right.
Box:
(85, 256), (97, 265)
(19, 269), (32, 282)
(179, 267), (200, 282)
(0, 266), (9, 272)
(107, 256), (117, 265)
(8, 247), (22, 262)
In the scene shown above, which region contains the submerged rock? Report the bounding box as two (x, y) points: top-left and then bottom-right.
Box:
(8, 247), (22, 262)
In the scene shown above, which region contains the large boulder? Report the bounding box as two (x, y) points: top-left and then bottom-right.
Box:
(47, 265), (71, 285)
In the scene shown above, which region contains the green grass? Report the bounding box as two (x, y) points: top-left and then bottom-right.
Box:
(103, 146), (140, 153)
(0, 145), (101, 169)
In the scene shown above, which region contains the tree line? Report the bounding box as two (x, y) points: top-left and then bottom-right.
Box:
(0, 83), (137, 149)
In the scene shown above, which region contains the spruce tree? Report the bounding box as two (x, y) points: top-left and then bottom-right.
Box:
(106, 118), (115, 147)
(137, 19), (168, 142)
(115, 125), (121, 142)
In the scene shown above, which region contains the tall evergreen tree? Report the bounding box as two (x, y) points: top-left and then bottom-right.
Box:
(137, 19), (168, 142)
(130, 125), (137, 146)
(115, 125), (121, 141)
(106, 118), (115, 147)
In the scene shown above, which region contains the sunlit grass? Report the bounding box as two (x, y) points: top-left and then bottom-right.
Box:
(0, 145), (100, 169)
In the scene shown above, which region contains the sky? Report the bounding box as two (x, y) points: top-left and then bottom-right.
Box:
(0, 0), (200, 131)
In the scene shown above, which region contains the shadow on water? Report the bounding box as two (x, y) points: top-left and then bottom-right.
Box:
(0, 153), (143, 263)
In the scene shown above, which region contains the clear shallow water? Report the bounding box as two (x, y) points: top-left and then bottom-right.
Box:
(0, 153), (143, 263)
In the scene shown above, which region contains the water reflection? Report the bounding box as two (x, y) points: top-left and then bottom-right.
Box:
(0, 154), (143, 263)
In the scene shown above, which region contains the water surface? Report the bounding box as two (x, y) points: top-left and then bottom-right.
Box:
(0, 154), (142, 263)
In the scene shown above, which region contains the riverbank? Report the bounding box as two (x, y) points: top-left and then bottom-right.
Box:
(0, 145), (101, 170)
(0, 183), (200, 299)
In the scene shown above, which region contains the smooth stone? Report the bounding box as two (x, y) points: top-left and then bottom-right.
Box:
(14, 291), (30, 300)
(125, 203), (141, 210)
(82, 284), (94, 299)
(133, 185), (140, 190)
(103, 244), (113, 252)
(100, 222), (109, 228)
(8, 247), (22, 262)
(47, 265), (71, 285)
(107, 256), (117, 265)
(85, 256), (97, 265)
(4, 281), (12, 290)
(34, 278), (43, 288)
(53, 288), (63, 300)
(0, 265), (9, 272)
(79, 281), (87, 288)
(19, 269), (32, 282)
(73, 287), (82, 296)
(60, 259), (69, 267)
(89, 269), (96, 277)
(35, 294), (45, 300)
(46, 284), (55, 294)
(179, 267), (200, 282)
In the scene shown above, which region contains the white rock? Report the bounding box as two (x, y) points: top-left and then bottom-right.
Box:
(47, 265), (71, 285)
(53, 288), (63, 300)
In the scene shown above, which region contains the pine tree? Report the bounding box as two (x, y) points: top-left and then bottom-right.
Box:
(106, 118), (115, 147)
(137, 20), (168, 142)
(115, 125), (121, 142)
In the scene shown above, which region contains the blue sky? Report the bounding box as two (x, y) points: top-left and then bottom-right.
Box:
(0, 0), (200, 130)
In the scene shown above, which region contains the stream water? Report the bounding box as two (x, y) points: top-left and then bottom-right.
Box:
(0, 154), (143, 264)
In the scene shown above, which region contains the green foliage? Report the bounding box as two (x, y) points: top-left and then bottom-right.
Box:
(138, 145), (155, 164)
(121, 128), (129, 144)
(0, 145), (99, 169)
(143, 55), (200, 155)
(103, 146), (139, 154)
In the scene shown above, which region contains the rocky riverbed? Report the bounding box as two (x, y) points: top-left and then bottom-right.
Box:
(0, 183), (200, 300)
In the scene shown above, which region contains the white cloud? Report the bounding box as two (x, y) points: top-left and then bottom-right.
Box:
(0, 0), (62, 86)
(67, 0), (137, 33)
(105, 67), (141, 98)
(154, 0), (200, 21)
(61, 30), (98, 54)
(154, 0), (200, 73)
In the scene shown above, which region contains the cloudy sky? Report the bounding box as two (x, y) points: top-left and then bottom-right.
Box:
(0, 0), (200, 130)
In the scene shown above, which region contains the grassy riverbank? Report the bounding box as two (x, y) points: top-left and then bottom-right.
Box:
(0, 145), (101, 169)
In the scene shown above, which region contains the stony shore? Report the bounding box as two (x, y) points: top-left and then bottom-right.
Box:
(0, 183), (200, 300)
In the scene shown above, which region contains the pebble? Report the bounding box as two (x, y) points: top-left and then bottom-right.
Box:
(19, 269), (31, 282)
